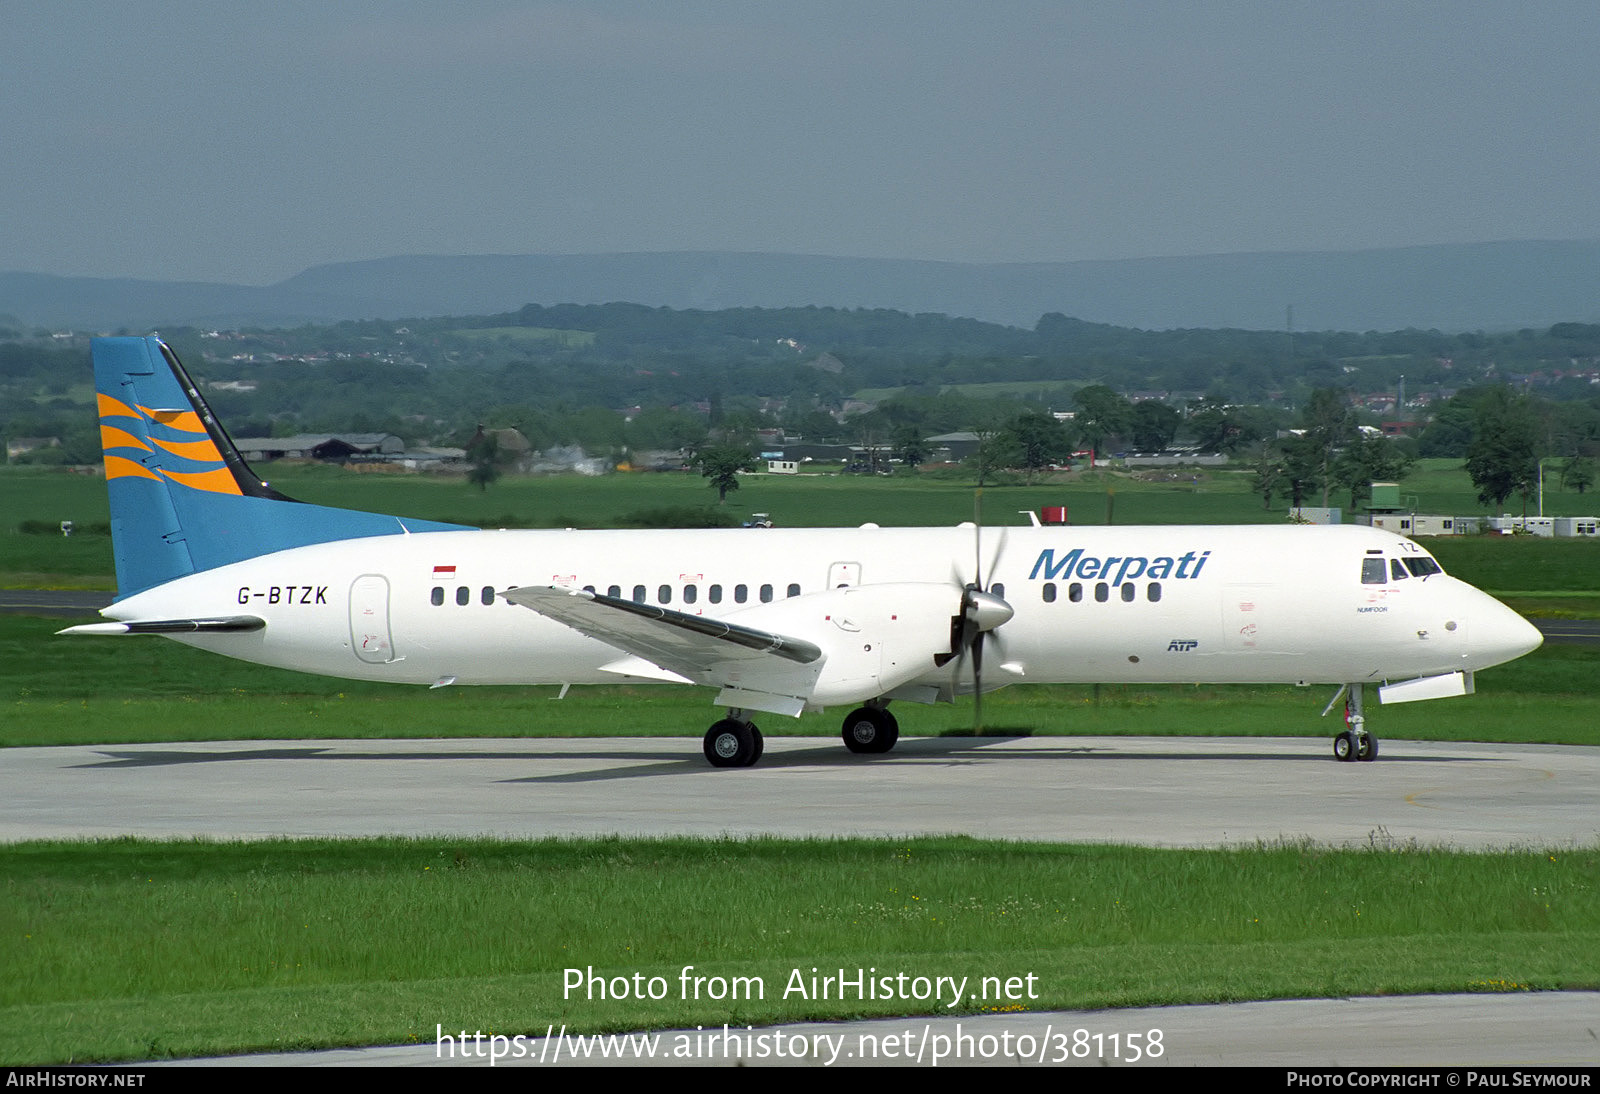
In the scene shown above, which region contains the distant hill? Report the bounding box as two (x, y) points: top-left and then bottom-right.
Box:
(6, 240), (1599, 332)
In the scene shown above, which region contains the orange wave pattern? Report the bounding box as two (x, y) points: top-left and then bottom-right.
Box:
(99, 394), (242, 496)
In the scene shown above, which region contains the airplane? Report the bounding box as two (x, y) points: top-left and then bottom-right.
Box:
(61, 336), (1544, 767)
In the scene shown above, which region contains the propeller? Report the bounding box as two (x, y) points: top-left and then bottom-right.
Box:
(944, 491), (1014, 730)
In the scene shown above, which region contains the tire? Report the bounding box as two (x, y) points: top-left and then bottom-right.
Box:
(704, 719), (755, 768)
(1333, 731), (1357, 762)
(1357, 734), (1378, 762)
(842, 708), (899, 754)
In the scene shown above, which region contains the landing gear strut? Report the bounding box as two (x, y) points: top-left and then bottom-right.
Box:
(703, 711), (763, 768)
(1331, 683), (1378, 762)
(841, 703), (899, 755)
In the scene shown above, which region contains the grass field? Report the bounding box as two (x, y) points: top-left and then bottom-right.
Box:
(3, 837), (1595, 1063)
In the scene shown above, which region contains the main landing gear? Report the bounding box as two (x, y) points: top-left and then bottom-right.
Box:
(1330, 683), (1379, 762)
(840, 704), (899, 754)
(703, 702), (902, 767)
(703, 713), (764, 768)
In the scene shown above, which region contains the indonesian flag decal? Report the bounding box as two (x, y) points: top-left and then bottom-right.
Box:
(433, 565), (456, 579)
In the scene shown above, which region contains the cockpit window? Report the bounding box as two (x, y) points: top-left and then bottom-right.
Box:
(1390, 559), (1409, 581)
(1402, 557), (1442, 578)
(1361, 558), (1387, 584)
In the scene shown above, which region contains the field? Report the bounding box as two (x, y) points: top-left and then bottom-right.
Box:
(3, 461), (1597, 1063)
(4, 837), (1595, 1063)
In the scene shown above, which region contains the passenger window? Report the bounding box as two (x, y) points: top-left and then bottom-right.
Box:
(1148, 582), (1162, 602)
(607, 585), (621, 599)
(787, 583), (800, 598)
(456, 586), (470, 606)
(1069, 583), (1083, 603)
(1361, 558), (1386, 584)
(431, 587), (444, 606)
(632, 585), (646, 603)
(760, 584), (774, 603)
(684, 584), (697, 604)
(735, 584), (748, 604)
(658, 584), (672, 604)
(1095, 582), (1109, 603)
(1121, 582), (1135, 602)
(581, 584), (595, 594)
(992, 582), (1005, 599)
(709, 584), (722, 604)
(482, 586), (497, 605)
(1042, 582), (1056, 603)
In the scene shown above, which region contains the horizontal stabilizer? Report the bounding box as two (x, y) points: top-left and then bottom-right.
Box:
(58, 616), (266, 636)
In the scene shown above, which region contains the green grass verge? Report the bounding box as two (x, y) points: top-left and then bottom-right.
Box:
(2, 836), (1594, 1063)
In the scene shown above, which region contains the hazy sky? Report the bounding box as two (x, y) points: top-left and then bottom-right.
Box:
(6, 1), (1599, 284)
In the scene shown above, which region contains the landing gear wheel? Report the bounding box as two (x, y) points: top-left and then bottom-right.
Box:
(704, 719), (757, 768)
(841, 707), (899, 754)
(1357, 734), (1378, 762)
(750, 726), (764, 764)
(1333, 731), (1357, 763)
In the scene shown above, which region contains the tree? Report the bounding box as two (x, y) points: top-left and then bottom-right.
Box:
(466, 429), (500, 492)
(1250, 444), (1284, 510)
(963, 426), (1017, 488)
(1332, 434), (1415, 509)
(1002, 410), (1073, 482)
(1300, 388), (1358, 507)
(627, 406), (707, 452)
(1128, 401), (1180, 452)
(1073, 385), (1132, 455)
(1561, 455), (1595, 495)
(1278, 433), (1324, 510)
(1465, 388), (1539, 510)
(1185, 395), (1258, 454)
(892, 424), (929, 469)
(694, 443), (758, 504)
(1417, 396), (1479, 458)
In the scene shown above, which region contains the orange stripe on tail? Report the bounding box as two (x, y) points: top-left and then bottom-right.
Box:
(150, 435), (226, 462)
(141, 406), (206, 433)
(97, 392), (143, 421)
(100, 425), (151, 453)
(104, 454), (162, 482)
(158, 466), (244, 495)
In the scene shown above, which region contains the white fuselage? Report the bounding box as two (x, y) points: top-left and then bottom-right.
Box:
(102, 523), (1541, 706)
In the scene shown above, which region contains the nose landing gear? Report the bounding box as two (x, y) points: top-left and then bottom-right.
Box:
(1329, 683), (1378, 762)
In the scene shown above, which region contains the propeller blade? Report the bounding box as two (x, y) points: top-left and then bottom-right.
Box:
(973, 489), (984, 588)
(972, 630), (984, 731)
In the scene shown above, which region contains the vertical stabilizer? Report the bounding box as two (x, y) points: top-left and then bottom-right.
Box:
(93, 336), (472, 599)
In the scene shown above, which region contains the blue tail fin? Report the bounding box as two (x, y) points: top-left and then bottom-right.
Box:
(93, 336), (472, 600)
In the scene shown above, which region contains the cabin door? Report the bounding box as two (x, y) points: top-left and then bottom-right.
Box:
(349, 574), (396, 664)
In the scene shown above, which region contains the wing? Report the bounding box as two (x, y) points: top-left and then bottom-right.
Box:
(505, 581), (967, 718)
(503, 586), (826, 714)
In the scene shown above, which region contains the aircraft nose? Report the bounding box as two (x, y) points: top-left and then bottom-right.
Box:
(1473, 597), (1544, 668)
